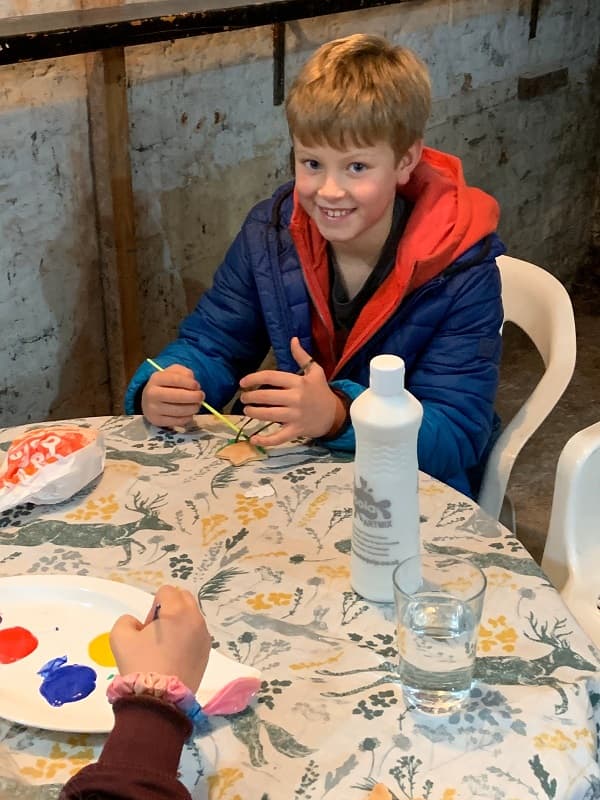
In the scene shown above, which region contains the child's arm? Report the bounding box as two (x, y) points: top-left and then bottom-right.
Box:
(59, 696), (193, 800)
(59, 586), (210, 800)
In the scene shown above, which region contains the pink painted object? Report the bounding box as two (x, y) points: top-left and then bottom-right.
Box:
(202, 676), (262, 715)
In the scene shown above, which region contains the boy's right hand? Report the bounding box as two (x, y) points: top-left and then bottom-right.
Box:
(141, 364), (205, 428)
(110, 585), (211, 694)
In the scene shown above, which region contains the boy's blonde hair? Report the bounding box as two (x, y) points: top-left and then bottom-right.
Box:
(286, 34), (431, 161)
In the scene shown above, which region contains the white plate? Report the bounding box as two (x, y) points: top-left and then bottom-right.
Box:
(0, 574), (259, 733)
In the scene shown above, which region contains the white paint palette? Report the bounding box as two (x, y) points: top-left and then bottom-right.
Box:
(0, 575), (259, 733)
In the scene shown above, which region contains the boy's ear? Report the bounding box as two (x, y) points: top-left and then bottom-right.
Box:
(395, 140), (424, 186)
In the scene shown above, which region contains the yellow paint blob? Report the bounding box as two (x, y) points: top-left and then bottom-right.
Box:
(88, 632), (116, 667)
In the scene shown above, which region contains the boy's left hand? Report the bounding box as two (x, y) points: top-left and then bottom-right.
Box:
(239, 338), (338, 446)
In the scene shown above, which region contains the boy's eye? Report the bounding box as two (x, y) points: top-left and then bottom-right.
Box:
(349, 162), (367, 174)
(302, 159), (320, 171)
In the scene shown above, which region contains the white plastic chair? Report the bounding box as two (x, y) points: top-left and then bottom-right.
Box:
(541, 422), (600, 645)
(478, 255), (577, 522)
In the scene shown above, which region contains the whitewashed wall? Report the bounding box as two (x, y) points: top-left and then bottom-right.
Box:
(0, 0), (598, 425)
(0, 58), (106, 423)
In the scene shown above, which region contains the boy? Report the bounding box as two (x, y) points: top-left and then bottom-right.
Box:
(126, 34), (504, 497)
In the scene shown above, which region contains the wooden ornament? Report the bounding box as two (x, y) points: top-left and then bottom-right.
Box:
(216, 440), (267, 466)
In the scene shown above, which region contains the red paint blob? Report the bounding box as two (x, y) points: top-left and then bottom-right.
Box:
(0, 626), (39, 664)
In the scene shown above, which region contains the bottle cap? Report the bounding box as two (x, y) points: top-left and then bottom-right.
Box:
(369, 355), (405, 396)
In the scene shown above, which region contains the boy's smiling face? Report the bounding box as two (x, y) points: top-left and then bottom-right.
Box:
(293, 137), (420, 261)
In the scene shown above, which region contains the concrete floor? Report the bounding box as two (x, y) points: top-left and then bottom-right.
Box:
(496, 272), (600, 564)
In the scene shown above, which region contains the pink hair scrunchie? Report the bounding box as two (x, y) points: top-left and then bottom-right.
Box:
(107, 672), (205, 727)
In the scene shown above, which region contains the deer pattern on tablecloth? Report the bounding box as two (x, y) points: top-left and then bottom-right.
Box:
(317, 613), (597, 715)
(425, 541), (547, 578)
(105, 445), (192, 473)
(474, 612), (598, 714)
(0, 492), (173, 566)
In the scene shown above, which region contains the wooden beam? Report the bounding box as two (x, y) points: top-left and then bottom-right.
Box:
(102, 47), (143, 383)
(529, 0), (541, 39)
(272, 22), (285, 106)
(0, 0), (411, 65)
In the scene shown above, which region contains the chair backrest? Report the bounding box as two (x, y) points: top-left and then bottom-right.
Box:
(478, 255), (577, 520)
(541, 421), (600, 590)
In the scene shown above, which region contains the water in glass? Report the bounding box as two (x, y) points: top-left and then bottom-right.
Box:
(398, 591), (477, 714)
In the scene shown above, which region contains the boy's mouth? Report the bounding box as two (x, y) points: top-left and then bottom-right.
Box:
(318, 207), (354, 219)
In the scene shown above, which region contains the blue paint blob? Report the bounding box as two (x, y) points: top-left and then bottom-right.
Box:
(37, 655), (97, 707)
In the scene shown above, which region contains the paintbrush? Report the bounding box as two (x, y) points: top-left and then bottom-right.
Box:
(145, 358), (248, 439)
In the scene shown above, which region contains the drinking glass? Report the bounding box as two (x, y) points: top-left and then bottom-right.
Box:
(393, 553), (486, 714)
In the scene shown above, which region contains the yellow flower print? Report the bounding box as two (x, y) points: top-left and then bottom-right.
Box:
(268, 592), (293, 606)
(419, 482), (445, 495)
(234, 494), (273, 525)
(106, 569), (165, 588)
(201, 513), (229, 546)
(106, 461), (140, 476)
(243, 550), (288, 560)
(298, 492), (328, 525)
(20, 741), (94, 780)
(66, 734), (92, 747)
(21, 757), (64, 781)
(441, 576), (473, 593)
(208, 767), (244, 799)
(478, 615), (518, 653)
(246, 592), (292, 610)
(535, 728), (594, 754)
(290, 650), (343, 670)
(534, 729), (576, 751)
(66, 494), (119, 522)
(246, 593), (271, 611)
(485, 571), (518, 590)
(317, 565), (350, 580)
(575, 728), (594, 753)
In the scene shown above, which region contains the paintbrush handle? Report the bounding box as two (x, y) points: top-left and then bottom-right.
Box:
(200, 401), (245, 436)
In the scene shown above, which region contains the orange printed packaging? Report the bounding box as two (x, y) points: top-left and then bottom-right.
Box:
(0, 426), (105, 512)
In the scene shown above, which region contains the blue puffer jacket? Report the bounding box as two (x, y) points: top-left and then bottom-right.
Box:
(126, 148), (505, 497)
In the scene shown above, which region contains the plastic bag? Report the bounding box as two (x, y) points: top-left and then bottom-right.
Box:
(0, 426), (105, 512)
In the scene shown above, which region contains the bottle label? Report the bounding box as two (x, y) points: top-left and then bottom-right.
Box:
(352, 477), (400, 565)
(354, 476), (392, 529)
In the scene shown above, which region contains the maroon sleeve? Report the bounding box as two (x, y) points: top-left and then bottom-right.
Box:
(59, 695), (193, 800)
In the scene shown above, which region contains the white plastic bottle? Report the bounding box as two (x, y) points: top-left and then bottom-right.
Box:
(350, 354), (423, 602)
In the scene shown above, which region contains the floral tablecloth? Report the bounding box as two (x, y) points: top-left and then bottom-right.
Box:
(0, 415), (599, 800)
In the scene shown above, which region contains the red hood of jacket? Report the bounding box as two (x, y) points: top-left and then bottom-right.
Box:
(289, 146), (500, 378)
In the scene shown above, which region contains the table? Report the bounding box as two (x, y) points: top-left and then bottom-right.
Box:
(1, 415), (599, 799)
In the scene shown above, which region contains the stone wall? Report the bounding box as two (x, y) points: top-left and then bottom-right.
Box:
(0, 0), (598, 425)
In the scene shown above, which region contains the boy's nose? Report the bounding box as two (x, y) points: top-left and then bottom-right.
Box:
(318, 174), (345, 202)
